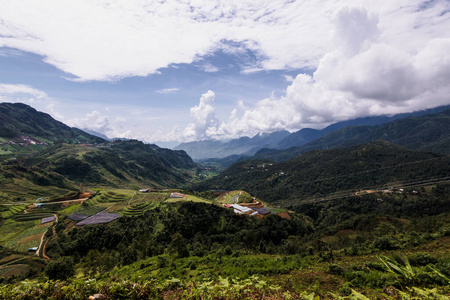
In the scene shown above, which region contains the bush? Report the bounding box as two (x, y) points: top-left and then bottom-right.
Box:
(408, 253), (438, 266)
(44, 256), (75, 280)
(328, 264), (344, 275)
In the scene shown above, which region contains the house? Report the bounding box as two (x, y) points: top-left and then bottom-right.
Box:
(231, 204), (253, 214)
(169, 192), (184, 198)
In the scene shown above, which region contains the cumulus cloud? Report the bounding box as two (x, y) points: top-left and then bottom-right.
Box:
(182, 6), (450, 140)
(66, 110), (130, 139)
(183, 90), (219, 140)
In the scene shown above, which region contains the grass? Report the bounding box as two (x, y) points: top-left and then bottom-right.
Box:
(5, 223), (50, 251)
(0, 219), (37, 245)
(0, 205), (27, 218)
(76, 206), (105, 216)
(58, 203), (82, 217)
(165, 194), (211, 203)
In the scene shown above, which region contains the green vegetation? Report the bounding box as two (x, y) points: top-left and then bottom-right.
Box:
(1, 104), (450, 298)
(195, 141), (450, 205)
(0, 102), (104, 146)
(252, 108), (450, 162)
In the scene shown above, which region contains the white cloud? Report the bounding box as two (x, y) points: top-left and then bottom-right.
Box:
(156, 88), (179, 94)
(200, 63), (219, 73)
(1, 1), (448, 81)
(0, 83), (48, 99)
(180, 6), (450, 140)
(0, 83), (66, 119)
(183, 90), (219, 141)
(66, 110), (131, 139)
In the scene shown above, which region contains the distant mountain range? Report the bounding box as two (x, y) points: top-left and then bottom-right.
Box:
(188, 105), (450, 166)
(81, 128), (111, 141)
(251, 108), (450, 162)
(174, 130), (290, 160)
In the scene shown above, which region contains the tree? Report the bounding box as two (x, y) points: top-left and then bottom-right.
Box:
(44, 256), (75, 280)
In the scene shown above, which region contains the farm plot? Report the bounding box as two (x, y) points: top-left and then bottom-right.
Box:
(13, 211), (55, 222)
(76, 206), (105, 216)
(67, 212), (89, 221)
(76, 211), (120, 226)
(40, 216), (56, 224)
(0, 205), (26, 218)
(5, 222), (51, 252)
(107, 191), (168, 212)
(120, 202), (153, 217)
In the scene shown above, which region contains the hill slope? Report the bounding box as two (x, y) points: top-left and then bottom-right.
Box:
(194, 141), (450, 204)
(14, 140), (197, 189)
(276, 105), (450, 149)
(252, 109), (450, 162)
(0, 103), (104, 144)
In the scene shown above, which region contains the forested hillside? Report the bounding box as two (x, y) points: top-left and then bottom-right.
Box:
(0, 140), (197, 201)
(252, 109), (450, 162)
(194, 141), (450, 204)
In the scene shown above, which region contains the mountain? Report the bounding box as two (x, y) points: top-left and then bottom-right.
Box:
(0, 103), (105, 144)
(0, 103), (198, 199)
(276, 105), (450, 149)
(194, 141), (450, 205)
(174, 130), (290, 160)
(16, 140), (197, 189)
(81, 128), (111, 141)
(252, 108), (450, 162)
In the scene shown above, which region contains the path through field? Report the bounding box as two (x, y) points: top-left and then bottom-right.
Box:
(38, 214), (58, 260)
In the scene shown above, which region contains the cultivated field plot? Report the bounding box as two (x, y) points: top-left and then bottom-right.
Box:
(67, 212), (89, 221)
(108, 191), (168, 212)
(76, 211), (120, 226)
(40, 216), (56, 224)
(4, 222), (50, 252)
(0, 205), (26, 218)
(165, 193), (210, 203)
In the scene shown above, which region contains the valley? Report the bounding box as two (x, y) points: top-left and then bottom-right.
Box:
(0, 103), (449, 299)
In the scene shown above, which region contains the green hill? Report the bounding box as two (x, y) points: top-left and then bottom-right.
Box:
(4, 140), (197, 192)
(252, 109), (450, 162)
(194, 141), (450, 205)
(0, 102), (105, 144)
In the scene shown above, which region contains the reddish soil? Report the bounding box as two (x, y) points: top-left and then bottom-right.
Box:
(277, 212), (291, 219)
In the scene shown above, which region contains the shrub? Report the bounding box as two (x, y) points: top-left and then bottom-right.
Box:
(328, 264), (344, 275)
(408, 253), (438, 266)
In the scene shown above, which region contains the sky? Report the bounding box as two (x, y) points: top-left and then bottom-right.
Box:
(0, 0), (450, 146)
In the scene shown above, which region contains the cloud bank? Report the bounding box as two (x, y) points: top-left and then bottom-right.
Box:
(1, 1), (448, 82)
(183, 6), (450, 140)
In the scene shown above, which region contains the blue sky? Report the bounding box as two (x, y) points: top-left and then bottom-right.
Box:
(1, 1), (450, 145)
